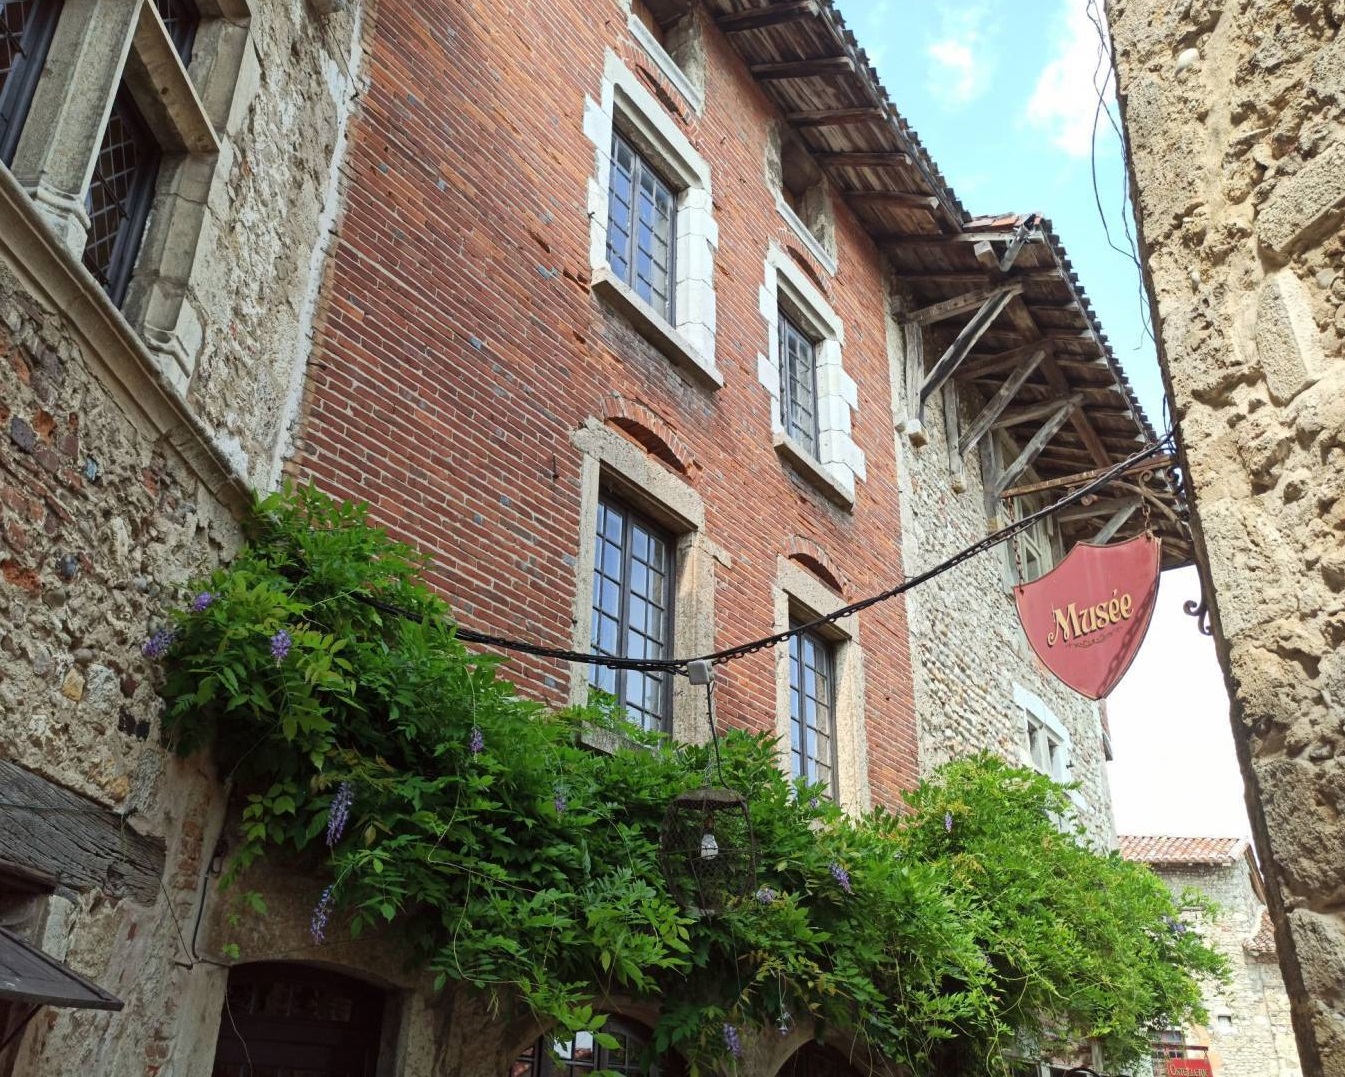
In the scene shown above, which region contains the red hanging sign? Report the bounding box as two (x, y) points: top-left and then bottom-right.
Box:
(1013, 533), (1161, 700)
(1166, 1060), (1214, 1077)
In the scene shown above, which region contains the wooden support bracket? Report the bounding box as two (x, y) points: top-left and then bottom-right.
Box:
(1094, 497), (1143, 543)
(908, 282), (1023, 327)
(992, 394), (1081, 498)
(915, 286), (1021, 421)
(958, 346), (1046, 456)
(998, 216), (1039, 272)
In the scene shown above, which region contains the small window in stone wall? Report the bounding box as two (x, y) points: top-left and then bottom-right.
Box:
(513, 1017), (659, 1077)
(770, 125), (836, 269)
(1011, 492), (1060, 584)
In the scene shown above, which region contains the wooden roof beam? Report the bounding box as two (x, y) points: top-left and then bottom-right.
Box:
(750, 56), (855, 79)
(816, 150), (911, 168)
(1094, 497), (1143, 543)
(846, 190), (940, 211)
(998, 215), (1039, 272)
(1040, 352), (1111, 467)
(959, 346), (1046, 457)
(1057, 496), (1143, 524)
(908, 282), (1023, 326)
(997, 453), (1175, 500)
(881, 231), (1025, 247)
(992, 393), (1075, 430)
(958, 339), (1056, 380)
(890, 268), (1058, 285)
(717, 1), (818, 31)
(992, 396), (1081, 498)
(786, 106), (884, 127)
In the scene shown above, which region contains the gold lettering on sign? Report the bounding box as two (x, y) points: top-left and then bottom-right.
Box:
(1047, 589), (1135, 646)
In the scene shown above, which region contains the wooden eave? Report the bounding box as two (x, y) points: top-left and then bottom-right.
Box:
(705, 1), (1188, 566)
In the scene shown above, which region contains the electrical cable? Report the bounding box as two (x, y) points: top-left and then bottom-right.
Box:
(358, 431), (1175, 676)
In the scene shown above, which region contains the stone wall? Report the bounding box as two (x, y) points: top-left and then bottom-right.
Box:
(886, 321), (1116, 841)
(1144, 858), (1301, 1077)
(0, 1), (365, 1071)
(1106, 3), (1345, 1073)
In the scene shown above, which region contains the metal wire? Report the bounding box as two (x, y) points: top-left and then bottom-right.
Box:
(357, 431), (1175, 676)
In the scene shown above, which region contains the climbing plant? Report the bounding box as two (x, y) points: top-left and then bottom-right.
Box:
(152, 485), (1225, 1075)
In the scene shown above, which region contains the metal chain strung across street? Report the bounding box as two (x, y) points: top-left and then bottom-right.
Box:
(359, 431), (1177, 676)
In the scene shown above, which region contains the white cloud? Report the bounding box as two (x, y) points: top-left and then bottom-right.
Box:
(1025, 0), (1117, 158)
(925, 6), (993, 109)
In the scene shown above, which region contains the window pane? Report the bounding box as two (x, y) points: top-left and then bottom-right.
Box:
(780, 315), (819, 456)
(0, 0), (60, 164)
(82, 83), (162, 307)
(589, 498), (673, 732)
(789, 626), (836, 796)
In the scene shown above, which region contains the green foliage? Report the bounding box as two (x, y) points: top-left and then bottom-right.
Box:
(156, 485), (1225, 1074)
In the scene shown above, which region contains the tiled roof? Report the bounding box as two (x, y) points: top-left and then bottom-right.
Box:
(1246, 910), (1277, 955)
(1118, 835), (1248, 865)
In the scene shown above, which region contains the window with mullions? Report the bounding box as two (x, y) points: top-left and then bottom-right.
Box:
(81, 83), (162, 307)
(779, 312), (820, 457)
(607, 130), (676, 322)
(0, 0), (60, 165)
(1024, 710), (1065, 782)
(512, 1019), (655, 1077)
(590, 497), (673, 732)
(789, 625), (836, 797)
(154, 0), (199, 64)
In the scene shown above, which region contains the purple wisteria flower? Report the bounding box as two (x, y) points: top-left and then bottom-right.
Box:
(189, 591), (214, 613)
(553, 787), (567, 815)
(754, 887), (777, 905)
(944, 811), (954, 833)
(722, 1023), (742, 1059)
(326, 782), (354, 847)
(807, 797), (820, 810)
(828, 861), (852, 895)
(270, 629), (293, 664)
(310, 884), (335, 944)
(141, 629), (175, 660)
(469, 725), (485, 754)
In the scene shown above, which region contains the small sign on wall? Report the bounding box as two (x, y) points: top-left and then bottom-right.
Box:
(1013, 534), (1161, 700)
(1166, 1059), (1214, 1077)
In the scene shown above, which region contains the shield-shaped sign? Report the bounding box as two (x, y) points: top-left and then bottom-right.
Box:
(1013, 533), (1161, 700)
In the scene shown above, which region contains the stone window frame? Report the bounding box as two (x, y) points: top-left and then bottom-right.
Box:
(568, 418), (721, 745)
(766, 122), (837, 275)
(7, 0), (252, 394)
(1012, 684), (1090, 814)
(620, 0), (706, 115)
(773, 557), (870, 813)
(1011, 489), (1061, 585)
(584, 50), (720, 388)
(757, 244), (865, 508)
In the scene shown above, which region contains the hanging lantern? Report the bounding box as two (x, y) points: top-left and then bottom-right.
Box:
(659, 786), (756, 916)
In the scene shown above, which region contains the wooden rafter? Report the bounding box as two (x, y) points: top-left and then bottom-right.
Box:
(880, 230), (1029, 247)
(1057, 496), (1142, 524)
(816, 151), (911, 168)
(992, 395), (1080, 498)
(958, 346), (1045, 457)
(958, 339), (1055, 381)
(890, 269), (1058, 285)
(717, 1), (818, 31)
(844, 190), (939, 210)
(750, 56), (854, 79)
(993, 395), (1078, 430)
(943, 381), (966, 490)
(908, 282), (1023, 326)
(786, 106), (884, 126)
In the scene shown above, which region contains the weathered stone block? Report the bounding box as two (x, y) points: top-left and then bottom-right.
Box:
(1255, 270), (1325, 404)
(1257, 142), (1345, 256)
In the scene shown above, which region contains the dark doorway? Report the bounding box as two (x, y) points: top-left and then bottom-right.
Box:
(211, 962), (386, 1077)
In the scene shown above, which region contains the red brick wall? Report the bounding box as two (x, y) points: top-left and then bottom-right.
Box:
(291, 0), (920, 807)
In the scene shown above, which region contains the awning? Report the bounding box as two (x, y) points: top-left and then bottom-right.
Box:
(0, 926), (122, 1011)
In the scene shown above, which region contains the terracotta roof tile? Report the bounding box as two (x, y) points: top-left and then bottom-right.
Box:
(1246, 910), (1277, 955)
(1118, 835), (1248, 865)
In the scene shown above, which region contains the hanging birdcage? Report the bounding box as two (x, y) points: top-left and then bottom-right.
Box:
(659, 786), (756, 917)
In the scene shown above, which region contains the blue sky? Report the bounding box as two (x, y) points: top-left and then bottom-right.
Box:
(830, 0), (1248, 838)
(833, 0), (1166, 426)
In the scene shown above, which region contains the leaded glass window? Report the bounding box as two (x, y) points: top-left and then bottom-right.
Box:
(779, 312), (819, 456)
(154, 0), (199, 65)
(82, 83), (161, 307)
(0, 0), (61, 164)
(789, 625), (836, 797)
(590, 498), (673, 733)
(606, 130), (676, 321)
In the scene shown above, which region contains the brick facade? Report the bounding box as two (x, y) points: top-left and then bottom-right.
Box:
(290, 0), (923, 807)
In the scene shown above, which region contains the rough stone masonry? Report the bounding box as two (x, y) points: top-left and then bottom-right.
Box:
(1105, 2), (1345, 1074)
